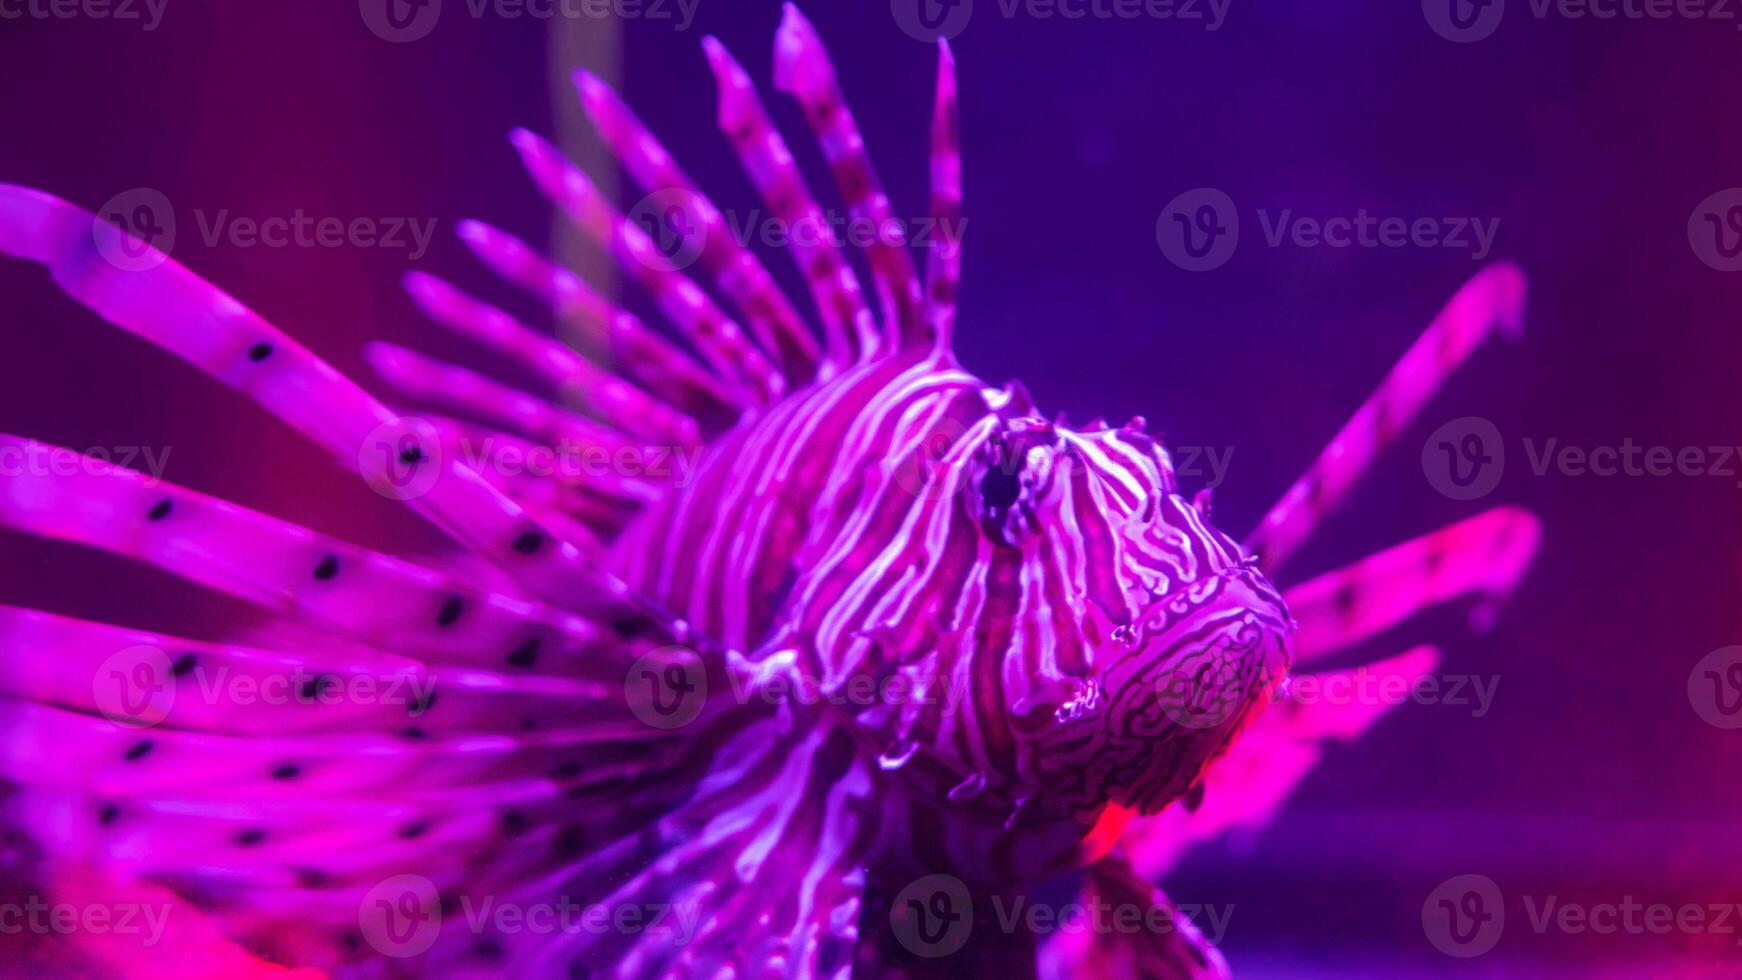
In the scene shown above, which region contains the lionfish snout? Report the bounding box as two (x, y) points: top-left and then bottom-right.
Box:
(957, 412), (1295, 818)
(1034, 564), (1293, 817)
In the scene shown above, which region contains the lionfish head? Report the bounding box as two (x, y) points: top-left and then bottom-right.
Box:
(954, 410), (1294, 817)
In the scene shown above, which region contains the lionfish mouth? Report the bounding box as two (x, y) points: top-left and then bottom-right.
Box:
(1041, 565), (1294, 816)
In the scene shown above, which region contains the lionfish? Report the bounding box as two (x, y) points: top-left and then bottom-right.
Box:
(0, 6), (1539, 977)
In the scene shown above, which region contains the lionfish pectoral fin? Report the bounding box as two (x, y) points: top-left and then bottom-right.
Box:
(1118, 645), (1440, 878)
(1036, 854), (1230, 980)
(1246, 263), (1527, 574)
(412, 717), (875, 978)
(0, 183), (661, 621)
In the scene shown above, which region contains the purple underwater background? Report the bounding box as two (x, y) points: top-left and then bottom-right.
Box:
(2, 1), (1740, 976)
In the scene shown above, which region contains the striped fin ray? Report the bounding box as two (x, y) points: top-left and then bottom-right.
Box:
(926, 39), (963, 353)
(1247, 263), (1526, 573)
(574, 68), (823, 385)
(0, 434), (624, 665)
(774, 3), (928, 350)
(1038, 855), (1230, 979)
(1284, 506), (1540, 665)
(452, 218), (739, 427)
(357, 717), (877, 978)
(508, 128), (785, 405)
(1120, 646), (1440, 879)
(402, 269), (700, 447)
(703, 35), (879, 367)
(0, 184), (662, 622)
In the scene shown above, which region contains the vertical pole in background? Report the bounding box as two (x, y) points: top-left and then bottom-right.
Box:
(550, 16), (621, 365)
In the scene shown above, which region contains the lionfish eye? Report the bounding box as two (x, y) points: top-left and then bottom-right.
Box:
(975, 425), (1057, 544)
